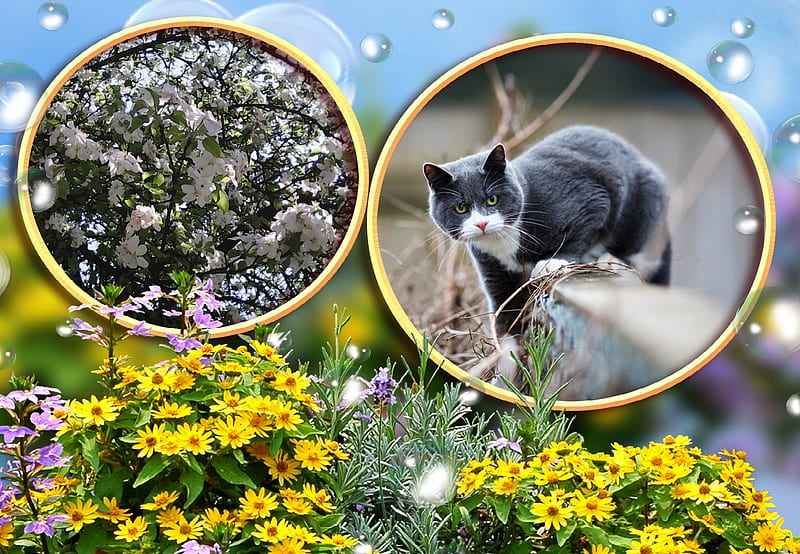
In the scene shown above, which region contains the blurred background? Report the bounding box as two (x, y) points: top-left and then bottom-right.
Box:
(0, 0), (799, 531)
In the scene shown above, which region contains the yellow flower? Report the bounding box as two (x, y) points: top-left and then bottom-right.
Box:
(240, 487), (280, 519)
(272, 368), (311, 396)
(283, 495), (314, 515)
(492, 476), (520, 496)
(533, 467), (573, 486)
(583, 545), (613, 554)
(457, 471), (487, 495)
(320, 533), (359, 547)
(137, 367), (177, 392)
(175, 350), (213, 374)
(324, 439), (349, 460)
(270, 400), (303, 432)
(156, 506), (184, 526)
(213, 416), (256, 449)
(570, 491), (615, 522)
(267, 538), (311, 554)
(264, 450), (302, 485)
(70, 395), (120, 425)
(721, 458), (754, 487)
(302, 483), (335, 512)
(530, 494), (573, 530)
(248, 441), (272, 462)
(752, 519), (792, 552)
(688, 511), (723, 534)
(292, 439), (332, 471)
(114, 516), (148, 542)
(638, 444), (673, 473)
(153, 401), (193, 419)
(493, 460), (533, 479)
(62, 498), (99, 532)
(603, 455), (636, 484)
(686, 480), (731, 504)
(163, 515), (204, 543)
(0, 521), (12, 547)
(253, 517), (293, 543)
(202, 507), (240, 531)
(176, 422), (214, 455)
(743, 489), (775, 510)
(651, 464), (693, 485)
(671, 482), (693, 500)
(98, 497), (131, 523)
(141, 490), (180, 511)
(662, 435), (693, 448)
(242, 411), (275, 437)
(169, 370), (196, 391)
(251, 340), (286, 364)
(211, 391), (245, 414)
(132, 423), (166, 458)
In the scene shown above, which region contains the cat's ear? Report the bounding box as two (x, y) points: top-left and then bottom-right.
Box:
(423, 163), (452, 190)
(483, 144), (506, 171)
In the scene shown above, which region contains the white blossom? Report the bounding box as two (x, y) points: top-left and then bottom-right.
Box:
(128, 204), (162, 232)
(115, 234), (148, 269)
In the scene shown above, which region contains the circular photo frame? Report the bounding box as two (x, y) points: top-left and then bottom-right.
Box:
(18, 17), (368, 337)
(367, 34), (774, 410)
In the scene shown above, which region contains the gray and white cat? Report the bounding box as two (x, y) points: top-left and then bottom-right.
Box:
(423, 125), (670, 381)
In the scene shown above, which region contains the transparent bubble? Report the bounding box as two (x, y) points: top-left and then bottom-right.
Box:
(340, 376), (366, 407)
(0, 62), (45, 133)
(37, 2), (69, 31)
(352, 544), (375, 554)
(346, 343), (371, 362)
(360, 33), (392, 63)
(730, 17), (755, 39)
(237, 3), (357, 102)
(651, 6), (676, 27)
(414, 463), (454, 506)
(707, 40), (754, 84)
(787, 393), (800, 418)
(721, 92), (768, 151)
(29, 178), (57, 212)
(733, 205), (764, 235)
(0, 145), (16, 186)
(738, 287), (800, 359)
(56, 318), (74, 338)
(125, 0), (232, 27)
(771, 115), (800, 183)
(431, 8), (455, 30)
(404, 455), (417, 468)
(0, 344), (16, 371)
(458, 388), (483, 406)
(0, 251), (9, 297)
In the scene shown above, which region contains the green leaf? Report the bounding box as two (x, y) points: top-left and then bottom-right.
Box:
(181, 453), (204, 476)
(153, 173), (165, 187)
(581, 525), (612, 548)
(169, 110), (187, 127)
(490, 494), (512, 524)
(211, 456), (257, 488)
(76, 524), (109, 554)
(270, 432), (284, 458)
(80, 434), (100, 471)
(607, 534), (633, 548)
(555, 519), (578, 547)
(181, 469), (205, 508)
(215, 188), (229, 212)
(134, 407), (152, 427)
(233, 447), (246, 465)
(95, 466), (133, 499)
(500, 542), (536, 554)
(307, 513), (345, 533)
(202, 136), (223, 157)
(133, 455), (169, 488)
(286, 423), (322, 439)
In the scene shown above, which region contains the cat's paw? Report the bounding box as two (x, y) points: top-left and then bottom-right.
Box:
(489, 336), (523, 389)
(596, 252), (642, 283)
(531, 257), (572, 279)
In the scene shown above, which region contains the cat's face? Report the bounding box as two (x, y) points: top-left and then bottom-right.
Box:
(424, 144), (524, 245)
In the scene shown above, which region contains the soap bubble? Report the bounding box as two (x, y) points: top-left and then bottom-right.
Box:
(352, 544), (375, 554)
(738, 287), (800, 359)
(458, 388), (483, 406)
(56, 318), (74, 337)
(237, 3), (357, 102)
(346, 343), (371, 362)
(707, 40), (754, 84)
(0, 145), (16, 186)
(340, 376), (366, 408)
(360, 33), (392, 63)
(787, 393), (800, 418)
(733, 205), (764, 235)
(0, 251), (9, 297)
(432, 9), (455, 30)
(414, 462), (455, 506)
(651, 6), (676, 27)
(730, 17), (755, 38)
(721, 92), (768, 151)
(37, 2), (69, 31)
(0, 344), (16, 371)
(0, 62), (45, 133)
(771, 115), (800, 182)
(125, 0), (232, 27)
(29, 177), (57, 212)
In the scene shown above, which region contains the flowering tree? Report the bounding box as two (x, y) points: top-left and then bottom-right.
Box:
(29, 26), (359, 327)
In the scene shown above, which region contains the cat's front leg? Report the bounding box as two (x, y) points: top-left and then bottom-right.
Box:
(531, 257), (573, 279)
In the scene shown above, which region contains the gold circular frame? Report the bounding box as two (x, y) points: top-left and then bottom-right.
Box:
(17, 17), (369, 338)
(367, 33), (774, 411)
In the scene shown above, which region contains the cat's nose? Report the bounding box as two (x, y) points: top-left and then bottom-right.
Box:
(475, 221), (488, 232)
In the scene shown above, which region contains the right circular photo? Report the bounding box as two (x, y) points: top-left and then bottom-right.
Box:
(368, 34), (774, 409)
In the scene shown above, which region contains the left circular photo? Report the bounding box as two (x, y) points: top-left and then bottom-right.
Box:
(17, 18), (368, 336)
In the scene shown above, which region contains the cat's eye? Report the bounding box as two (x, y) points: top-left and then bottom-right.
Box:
(454, 203), (468, 214)
(486, 195), (499, 206)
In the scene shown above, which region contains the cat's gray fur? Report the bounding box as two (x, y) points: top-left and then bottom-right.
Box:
(423, 125), (670, 343)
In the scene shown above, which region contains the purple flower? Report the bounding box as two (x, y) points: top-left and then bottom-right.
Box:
(30, 410), (66, 432)
(361, 367), (397, 406)
(192, 309), (221, 330)
(7, 386), (60, 403)
(354, 411), (373, 422)
(24, 514), (68, 537)
(23, 443), (70, 467)
(488, 437), (522, 453)
(164, 309), (183, 317)
(192, 279), (222, 312)
(97, 303), (140, 318)
(130, 286), (163, 309)
(0, 491), (17, 511)
(67, 303), (94, 312)
(128, 321), (153, 337)
(177, 541), (223, 554)
(69, 318), (106, 344)
(40, 395), (67, 411)
(0, 425), (36, 444)
(166, 334), (203, 353)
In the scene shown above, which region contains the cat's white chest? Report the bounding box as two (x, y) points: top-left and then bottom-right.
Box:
(465, 220), (522, 273)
